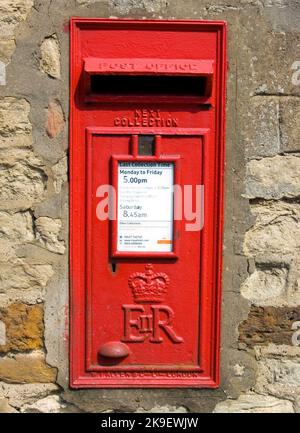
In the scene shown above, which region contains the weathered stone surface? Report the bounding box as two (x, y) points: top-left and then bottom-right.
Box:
(0, 61), (6, 85)
(0, 159), (47, 211)
(62, 385), (225, 413)
(280, 97), (300, 152)
(233, 10), (300, 176)
(260, 0), (300, 33)
(245, 155), (300, 199)
(233, 363), (245, 377)
(0, 351), (57, 383)
(243, 27), (300, 97)
(0, 133), (32, 151)
(0, 97), (32, 149)
(21, 395), (63, 413)
(45, 100), (64, 138)
(0, 259), (53, 292)
(243, 97), (280, 159)
(40, 35), (61, 79)
(52, 156), (67, 194)
(20, 394), (81, 413)
(0, 303), (43, 353)
(0, 382), (58, 409)
(0, 211), (34, 242)
(0, 237), (16, 260)
(0, 288), (44, 308)
(0, 39), (15, 64)
(35, 217), (65, 254)
(0, 92), (45, 215)
(241, 267), (288, 305)
(108, 0), (168, 14)
(0, 240), (16, 263)
(239, 305), (300, 347)
(255, 344), (300, 400)
(0, 97), (31, 134)
(0, 321), (6, 345)
(0, 1), (34, 36)
(213, 394), (294, 413)
(0, 0), (33, 64)
(135, 405), (188, 413)
(76, 0), (98, 4)
(0, 397), (18, 413)
(1, 149), (36, 165)
(295, 396), (300, 413)
(244, 202), (300, 257)
(220, 346), (257, 399)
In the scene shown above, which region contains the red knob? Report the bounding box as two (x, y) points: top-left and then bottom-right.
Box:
(98, 341), (130, 359)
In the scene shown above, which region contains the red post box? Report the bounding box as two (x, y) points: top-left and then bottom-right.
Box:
(70, 18), (227, 388)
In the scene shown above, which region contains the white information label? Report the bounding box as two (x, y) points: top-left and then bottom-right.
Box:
(117, 162), (174, 252)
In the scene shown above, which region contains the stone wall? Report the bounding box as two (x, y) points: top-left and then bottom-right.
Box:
(0, 0), (299, 413)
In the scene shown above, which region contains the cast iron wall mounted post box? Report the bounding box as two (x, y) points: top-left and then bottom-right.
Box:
(70, 18), (227, 388)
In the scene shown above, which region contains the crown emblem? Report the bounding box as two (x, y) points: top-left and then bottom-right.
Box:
(128, 264), (170, 304)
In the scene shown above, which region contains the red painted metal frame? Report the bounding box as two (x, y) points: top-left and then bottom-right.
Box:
(70, 18), (227, 388)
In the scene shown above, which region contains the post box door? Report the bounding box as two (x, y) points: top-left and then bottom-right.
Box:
(86, 132), (204, 370)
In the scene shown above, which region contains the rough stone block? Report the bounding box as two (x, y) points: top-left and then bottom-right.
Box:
(0, 303), (44, 353)
(280, 97), (300, 152)
(0, 351), (57, 383)
(0, 320), (6, 345)
(242, 27), (300, 97)
(239, 305), (300, 346)
(135, 405), (188, 413)
(0, 61), (6, 85)
(45, 100), (64, 139)
(295, 396), (300, 413)
(0, 97), (32, 149)
(0, 38), (15, 64)
(0, 159), (47, 211)
(21, 395), (63, 413)
(0, 211), (34, 243)
(0, 1), (33, 39)
(255, 344), (300, 399)
(245, 155), (300, 199)
(76, 0), (98, 4)
(0, 239), (16, 262)
(241, 267), (288, 306)
(242, 97), (280, 159)
(213, 393), (294, 413)
(0, 290), (45, 309)
(0, 259), (53, 292)
(35, 217), (65, 254)
(40, 36), (61, 79)
(220, 346), (257, 399)
(108, 0), (168, 15)
(52, 156), (67, 194)
(0, 397), (18, 413)
(244, 202), (300, 257)
(260, 1), (300, 33)
(0, 382), (58, 409)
